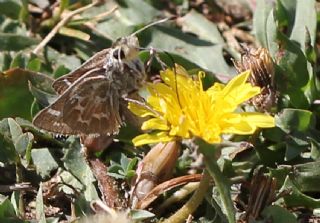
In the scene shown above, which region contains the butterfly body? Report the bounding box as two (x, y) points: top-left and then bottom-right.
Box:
(33, 36), (146, 136)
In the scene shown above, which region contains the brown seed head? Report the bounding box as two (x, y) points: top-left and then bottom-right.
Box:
(233, 47), (277, 112)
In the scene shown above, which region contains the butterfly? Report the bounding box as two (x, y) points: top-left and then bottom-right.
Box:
(33, 36), (146, 136)
(233, 46), (277, 112)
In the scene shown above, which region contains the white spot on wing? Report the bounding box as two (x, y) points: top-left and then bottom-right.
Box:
(48, 108), (61, 116)
(63, 79), (72, 86)
(53, 122), (61, 126)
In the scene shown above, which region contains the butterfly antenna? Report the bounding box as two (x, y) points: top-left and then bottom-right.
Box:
(130, 16), (175, 36)
(162, 51), (183, 109)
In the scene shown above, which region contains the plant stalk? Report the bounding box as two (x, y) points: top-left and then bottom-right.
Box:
(161, 170), (211, 223)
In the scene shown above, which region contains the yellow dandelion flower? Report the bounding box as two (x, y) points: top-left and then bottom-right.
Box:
(129, 65), (275, 146)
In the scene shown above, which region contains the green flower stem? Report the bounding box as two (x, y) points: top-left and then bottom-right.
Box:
(198, 140), (236, 223)
(161, 170), (211, 223)
(204, 157), (236, 223)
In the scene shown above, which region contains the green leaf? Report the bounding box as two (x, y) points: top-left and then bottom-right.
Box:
(275, 0), (297, 35)
(118, 0), (160, 25)
(7, 118), (23, 143)
(62, 137), (98, 201)
(120, 153), (130, 170)
(63, 138), (96, 185)
(143, 26), (232, 74)
(284, 133), (309, 161)
(261, 205), (297, 223)
(36, 183), (46, 223)
(265, 9), (278, 56)
(31, 148), (59, 178)
(0, 195), (22, 222)
(253, 0), (273, 47)
(276, 33), (311, 108)
(10, 191), (19, 217)
(276, 109), (314, 133)
(59, 170), (84, 193)
(0, 52), (12, 71)
(10, 53), (26, 69)
(0, 68), (54, 120)
(89, 0), (160, 40)
(310, 138), (320, 160)
(179, 9), (224, 44)
(280, 176), (320, 208)
(291, 161), (320, 193)
(0, 0), (22, 19)
(106, 172), (125, 179)
(27, 57), (42, 72)
(127, 157), (138, 172)
(14, 132), (33, 156)
(0, 33), (38, 51)
(0, 132), (18, 165)
(290, 0), (316, 52)
(0, 118), (22, 165)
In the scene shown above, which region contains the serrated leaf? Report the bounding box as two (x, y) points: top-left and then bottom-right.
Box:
(31, 148), (59, 178)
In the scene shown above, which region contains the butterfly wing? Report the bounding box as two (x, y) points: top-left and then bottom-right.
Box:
(62, 75), (122, 135)
(33, 70), (122, 135)
(33, 91), (75, 134)
(52, 48), (110, 94)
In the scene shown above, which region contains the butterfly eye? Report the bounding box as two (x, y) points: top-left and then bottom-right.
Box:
(113, 49), (125, 60)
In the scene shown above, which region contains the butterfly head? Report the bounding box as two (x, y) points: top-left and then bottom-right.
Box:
(112, 36), (140, 61)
